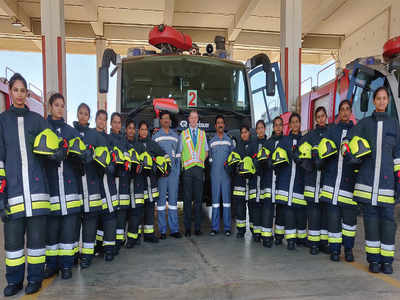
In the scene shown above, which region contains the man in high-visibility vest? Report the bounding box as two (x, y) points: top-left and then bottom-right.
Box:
(181, 110), (209, 237)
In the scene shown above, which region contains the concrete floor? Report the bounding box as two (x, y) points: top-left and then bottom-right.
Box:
(1, 206), (400, 300)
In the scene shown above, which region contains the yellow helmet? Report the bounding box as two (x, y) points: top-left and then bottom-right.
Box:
(113, 146), (125, 165)
(237, 156), (256, 177)
(298, 142), (312, 159)
(272, 147), (289, 166)
(93, 146), (111, 168)
(33, 129), (61, 155)
(349, 136), (371, 158)
(257, 146), (271, 162)
(154, 156), (171, 177)
(318, 138), (337, 159)
(127, 148), (140, 165)
(139, 151), (153, 175)
(68, 137), (86, 156)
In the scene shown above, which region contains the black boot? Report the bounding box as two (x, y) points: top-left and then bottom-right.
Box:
(344, 248), (354, 262)
(236, 231), (245, 239)
(381, 263), (393, 274)
(43, 266), (58, 279)
(310, 245), (319, 255)
(104, 250), (114, 262)
(253, 234), (261, 243)
(94, 244), (103, 256)
(330, 252), (340, 262)
(287, 240), (296, 250)
(263, 238), (273, 248)
(319, 243), (330, 254)
(275, 238), (283, 246)
(80, 257), (92, 269)
(61, 268), (72, 280)
(126, 238), (138, 248)
(3, 282), (23, 297)
(25, 281), (42, 295)
(369, 262), (380, 273)
(144, 235), (159, 243)
(73, 253), (79, 266)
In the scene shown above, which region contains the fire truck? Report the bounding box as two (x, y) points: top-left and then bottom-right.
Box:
(0, 67), (44, 115)
(98, 25), (287, 141)
(300, 36), (400, 130)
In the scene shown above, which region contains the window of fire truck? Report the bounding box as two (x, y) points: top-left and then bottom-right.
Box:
(121, 56), (250, 114)
(351, 71), (398, 121)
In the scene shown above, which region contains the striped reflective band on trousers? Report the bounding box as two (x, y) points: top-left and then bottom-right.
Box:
(81, 242), (95, 254)
(27, 248), (46, 264)
(365, 240), (395, 257)
(5, 249), (25, 267)
(297, 229), (307, 239)
(285, 229), (296, 239)
(328, 231), (342, 244)
(236, 219), (246, 228)
(275, 225), (284, 235)
(308, 230), (320, 242)
(320, 229), (328, 241)
(17, 117), (33, 217)
(143, 225), (154, 234)
(212, 203), (231, 208)
(261, 227), (272, 237)
(116, 229), (125, 241)
(47, 243), (74, 256)
(342, 223), (357, 237)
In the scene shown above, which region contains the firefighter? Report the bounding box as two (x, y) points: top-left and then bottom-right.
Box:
(95, 110), (118, 261)
(0, 73), (59, 296)
(73, 104), (104, 269)
(43, 93), (88, 280)
(152, 111), (182, 239)
(107, 112), (131, 253)
(137, 121), (167, 243)
(208, 115), (234, 236)
(300, 106), (329, 255)
(345, 87), (400, 274)
(181, 110), (209, 237)
(273, 113), (306, 251)
(265, 116), (285, 245)
(251, 120), (268, 242)
(124, 119), (145, 248)
(318, 100), (357, 262)
(232, 125), (257, 238)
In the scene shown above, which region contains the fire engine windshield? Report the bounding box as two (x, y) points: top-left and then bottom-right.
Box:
(121, 55), (249, 114)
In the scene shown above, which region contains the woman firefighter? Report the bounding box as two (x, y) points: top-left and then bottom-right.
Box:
(272, 113), (306, 251)
(299, 106), (329, 255)
(318, 100), (357, 263)
(0, 74), (65, 296)
(344, 87), (400, 274)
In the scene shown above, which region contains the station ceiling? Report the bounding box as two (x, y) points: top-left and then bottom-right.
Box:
(0, 0), (388, 64)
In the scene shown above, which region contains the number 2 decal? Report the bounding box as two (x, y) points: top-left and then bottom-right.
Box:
(187, 90), (197, 107)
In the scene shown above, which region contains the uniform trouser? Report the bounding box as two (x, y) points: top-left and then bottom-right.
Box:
(274, 204), (285, 240)
(144, 200), (156, 237)
(183, 166), (204, 231)
(74, 214), (81, 258)
(116, 209), (128, 244)
(81, 212), (98, 260)
(127, 205), (143, 241)
(211, 174), (231, 232)
(158, 172), (180, 234)
(327, 204), (357, 254)
(234, 196), (247, 234)
(248, 200), (254, 233)
(285, 205), (307, 242)
(46, 214), (78, 270)
(261, 200), (275, 241)
(98, 212), (117, 252)
(4, 215), (46, 284)
(361, 204), (397, 264)
(251, 200), (262, 236)
(307, 202), (328, 247)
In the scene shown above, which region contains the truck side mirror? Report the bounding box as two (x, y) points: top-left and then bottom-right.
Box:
(360, 89), (369, 112)
(266, 70), (276, 96)
(99, 66), (109, 94)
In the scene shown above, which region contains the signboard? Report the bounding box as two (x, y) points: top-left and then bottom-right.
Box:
(187, 90), (197, 107)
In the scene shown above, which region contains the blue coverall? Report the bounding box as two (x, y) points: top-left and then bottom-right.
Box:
(209, 133), (234, 232)
(152, 128), (181, 235)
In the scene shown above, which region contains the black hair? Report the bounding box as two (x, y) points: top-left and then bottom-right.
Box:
(160, 111), (171, 119)
(240, 124), (250, 132)
(315, 106), (327, 117)
(77, 103), (91, 117)
(215, 114), (225, 124)
(96, 109), (108, 120)
(256, 119), (266, 128)
(189, 109), (199, 117)
(110, 112), (121, 124)
(373, 86), (389, 100)
(49, 93), (64, 106)
(9, 73), (27, 90)
(338, 99), (352, 111)
(273, 116), (283, 126)
(138, 120), (148, 130)
(289, 112), (301, 123)
(125, 118), (135, 129)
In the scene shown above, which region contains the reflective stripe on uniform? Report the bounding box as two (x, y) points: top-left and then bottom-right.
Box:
(297, 229), (307, 239)
(288, 139), (297, 206)
(82, 174), (89, 212)
(328, 231), (342, 243)
(371, 121), (383, 206)
(261, 227), (272, 237)
(27, 248), (46, 264)
(46, 244), (59, 256)
(342, 223), (357, 237)
(236, 219), (246, 228)
(332, 129), (347, 205)
(381, 243), (395, 257)
(144, 225), (154, 234)
(308, 230), (321, 242)
(58, 162), (68, 215)
(103, 174), (114, 212)
(154, 136), (178, 143)
(314, 170), (321, 203)
(5, 250), (25, 267)
(275, 225), (285, 235)
(285, 229), (296, 239)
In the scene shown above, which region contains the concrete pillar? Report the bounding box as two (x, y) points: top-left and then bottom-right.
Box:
(96, 38), (107, 111)
(280, 0), (302, 113)
(41, 0), (66, 118)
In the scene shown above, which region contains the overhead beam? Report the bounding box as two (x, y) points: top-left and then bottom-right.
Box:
(303, 0), (348, 36)
(0, 0), (32, 34)
(80, 0), (103, 36)
(163, 0), (175, 26)
(228, 0), (261, 42)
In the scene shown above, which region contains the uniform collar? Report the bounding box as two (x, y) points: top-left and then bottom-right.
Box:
(372, 111), (389, 121)
(10, 105), (29, 116)
(338, 120), (353, 129)
(48, 115), (65, 127)
(73, 121), (89, 131)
